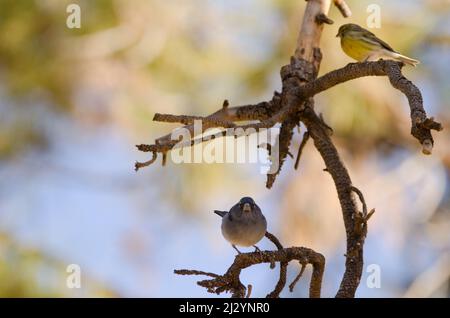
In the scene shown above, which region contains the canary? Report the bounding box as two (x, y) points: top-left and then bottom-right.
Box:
(336, 23), (419, 67)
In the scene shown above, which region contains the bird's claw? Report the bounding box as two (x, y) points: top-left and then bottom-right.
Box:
(232, 245), (242, 255)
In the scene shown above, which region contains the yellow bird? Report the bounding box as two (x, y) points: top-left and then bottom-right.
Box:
(336, 23), (420, 67)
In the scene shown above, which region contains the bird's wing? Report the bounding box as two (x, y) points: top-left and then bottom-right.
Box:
(363, 30), (396, 52)
(255, 205), (267, 225)
(214, 210), (227, 217)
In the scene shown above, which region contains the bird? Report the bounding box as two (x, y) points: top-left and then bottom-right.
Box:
(214, 197), (267, 254)
(336, 23), (419, 67)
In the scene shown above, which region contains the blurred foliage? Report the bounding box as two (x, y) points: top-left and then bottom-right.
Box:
(0, 0), (448, 159)
(0, 233), (116, 297)
(0, 0), (117, 107)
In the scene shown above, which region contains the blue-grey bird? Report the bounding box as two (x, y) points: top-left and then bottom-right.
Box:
(214, 197), (267, 254)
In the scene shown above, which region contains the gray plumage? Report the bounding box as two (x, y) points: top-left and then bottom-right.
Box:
(214, 197), (267, 253)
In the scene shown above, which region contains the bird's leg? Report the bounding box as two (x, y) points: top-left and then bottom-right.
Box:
(232, 245), (242, 254)
(253, 245), (262, 253)
(363, 52), (381, 62)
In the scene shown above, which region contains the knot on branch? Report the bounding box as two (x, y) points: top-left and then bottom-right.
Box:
(315, 13), (334, 25)
(265, 57), (320, 188)
(281, 56), (317, 82)
(175, 232), (325, 298)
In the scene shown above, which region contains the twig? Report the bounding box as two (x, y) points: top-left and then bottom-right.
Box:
(267, 261), (288, 298)
(315, 13), (334, 25)
(266, 116), (299, 189)
(135, 151), (157, 171)
(350, 186), (367, 216)
(350, 186), (375, 236)
(295, 131), (310, 170)
(174, 269), (220, 278)
(246, 284), (253, 298)
(265, 231), (287, 298)
(265, 231), (283, 250)
(153, 113), (236, 128)
(333, 0), (352, 17)
(289, 263), (306, 292)
(154, 100), (277, 147)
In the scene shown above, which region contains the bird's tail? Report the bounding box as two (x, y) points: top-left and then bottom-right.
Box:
(391, 52), (420, 67)
(214, 210), (227, 217)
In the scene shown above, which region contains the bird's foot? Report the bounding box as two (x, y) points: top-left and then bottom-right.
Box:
(232, 245), (242, 255)
(253, 245), (262, 253)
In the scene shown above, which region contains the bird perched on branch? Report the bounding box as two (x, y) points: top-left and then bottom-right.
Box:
(214, 197), (267, 254)
(336, 23), (419, 66)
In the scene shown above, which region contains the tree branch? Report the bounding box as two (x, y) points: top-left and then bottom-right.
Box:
(289, 263), (307, 292)
(136, 61), (442, 171)
(333, 0), (352, 18)
(175, 232), (325, 298)
(295, 60), (443, 153)
(295, 131), (310, 170)
(265, 232), (288, 298)
(154, 100), (278, 147)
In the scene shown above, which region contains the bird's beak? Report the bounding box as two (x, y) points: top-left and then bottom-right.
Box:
(243, 203), (251, 213)
(336, 32), (340, 37)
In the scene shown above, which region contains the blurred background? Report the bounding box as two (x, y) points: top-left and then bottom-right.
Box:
(0, 0), (449, 297)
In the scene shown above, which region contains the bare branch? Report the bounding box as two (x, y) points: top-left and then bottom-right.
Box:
(265, 232), (287, 298)
(350, 186), (376, 236)
(266, 115), (299, 189)
(155, 100), (278, 147)
(333, 0), (352, 17)
(315, 13), (334, 25)
(135, 151), (157, 171)
(174, 269), (220, 278)
(137, 60), (442, 177)
(295, 131), (310, 170)
(175, 233), (325, 298)
(350, 186), (368, 216)
(289, 263), (306, 292)
(153, 113), (236, 128)
(246, 284), (253, 298)
(265, 231), (283, 250)
(300, 105), (365, 297)
(295, 0), (332, 67)
(295, 60), (443, 153)
(266, 260), (288, 298)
